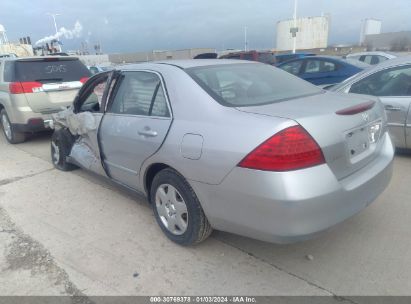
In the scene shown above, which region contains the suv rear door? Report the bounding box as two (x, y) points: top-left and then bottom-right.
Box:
(6, 57), (90, 114)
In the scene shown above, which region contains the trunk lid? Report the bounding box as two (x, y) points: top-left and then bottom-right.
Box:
(236, 91), (387, 180)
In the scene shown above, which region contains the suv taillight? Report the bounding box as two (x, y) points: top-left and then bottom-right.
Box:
(238, 125), (325, 171)
(80, 77), (89, 84)
(9, 82), (43, 94)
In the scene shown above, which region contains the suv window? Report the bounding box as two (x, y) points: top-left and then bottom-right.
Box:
(280, 61), (302, 75)
(304, 60), (337, 73)
(4, 58), (90, 83)
(109, 71), (169, 117)
(350, 65), (411, 96)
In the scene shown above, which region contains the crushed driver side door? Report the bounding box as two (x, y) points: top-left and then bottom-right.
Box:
(55, 71), (118, 175)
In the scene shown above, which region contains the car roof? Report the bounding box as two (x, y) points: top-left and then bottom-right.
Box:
(364, 55), (411, 70)
(347, 51), (397, 58)
(118, 59), (255, 70)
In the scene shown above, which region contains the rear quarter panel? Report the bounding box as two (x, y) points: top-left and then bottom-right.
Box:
(139, 66), (295, 188)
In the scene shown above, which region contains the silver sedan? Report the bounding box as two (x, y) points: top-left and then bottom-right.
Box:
(331, 56), (411, 150)
(50, 60), (394, 245)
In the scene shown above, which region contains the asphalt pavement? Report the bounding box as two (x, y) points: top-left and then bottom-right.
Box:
(1, 131), (411, 301)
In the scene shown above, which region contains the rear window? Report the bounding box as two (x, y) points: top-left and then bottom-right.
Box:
(5, 59), (91, 83)
(186, 63), (322, 107)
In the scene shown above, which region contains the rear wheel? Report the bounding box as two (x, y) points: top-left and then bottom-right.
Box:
(51, 129), (78, 171)
(0, 109), (27, 144)
(150, 168), (212, 245)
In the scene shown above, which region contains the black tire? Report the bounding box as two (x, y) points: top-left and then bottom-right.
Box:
(51, 129), (78, 171)
(150, 168), (212, 245)
(0, 109), (27, 144)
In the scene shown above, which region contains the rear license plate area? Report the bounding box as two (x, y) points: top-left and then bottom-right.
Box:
(346, 120), (382, 159)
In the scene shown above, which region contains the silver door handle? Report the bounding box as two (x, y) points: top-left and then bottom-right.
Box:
(138, 129), (158, 137)
(385, 105), (402, 112)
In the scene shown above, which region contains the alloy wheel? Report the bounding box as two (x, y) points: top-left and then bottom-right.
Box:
(155, 184), (188, 235)
(1, 113), (12, 140)
(51, 140), (60, 165)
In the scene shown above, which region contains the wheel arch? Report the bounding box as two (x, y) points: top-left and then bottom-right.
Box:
(144, 163), (182, 202)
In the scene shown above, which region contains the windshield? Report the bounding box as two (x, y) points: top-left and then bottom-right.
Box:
(186, 63), (322, 107)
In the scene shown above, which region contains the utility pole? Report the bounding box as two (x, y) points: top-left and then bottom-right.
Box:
(244, 26), (248, 52)
(47, 13), (62, 52)
(291, 0), (298, 54)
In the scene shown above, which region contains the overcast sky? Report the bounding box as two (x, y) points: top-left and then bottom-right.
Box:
(1, 0), (410, 53)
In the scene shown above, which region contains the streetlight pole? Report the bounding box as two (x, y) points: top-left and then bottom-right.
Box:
(47, 13), (62, 52)
(244, 26), (248, 52)
(292, 0), (298, 54)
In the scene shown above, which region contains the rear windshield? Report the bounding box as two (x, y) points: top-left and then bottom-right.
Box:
(5, 59), (91, 83)
(186, 63), (322, 107)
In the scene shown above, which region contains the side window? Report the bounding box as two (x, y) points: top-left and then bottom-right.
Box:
(377, 56), (388, 63)
(350, 65), (411, 96)
(3, 62), (14, 82)
(109, 71), (169, 117)
(280, 61), (302, 75)
(363, 56), (373, 65)
(322, 61), (337, 72)
(79, 76), (108, 112)
(89, 67), (99, 75)
(304, 60), (336, 73)
(348, 55), (361, 61)
(150, 87), (170, 117)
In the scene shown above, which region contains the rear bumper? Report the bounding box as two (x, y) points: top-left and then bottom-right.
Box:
(12, 119), (49, 133)
(190, 132), (394, 244)
(8, 109), (55, 133)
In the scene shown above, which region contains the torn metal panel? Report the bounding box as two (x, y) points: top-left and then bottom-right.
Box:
(52, 107), (99, 135)
(52, 108), (107, 176)
(69, 137), (106, 176)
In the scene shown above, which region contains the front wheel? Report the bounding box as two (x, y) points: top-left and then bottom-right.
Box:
(0, 109), (27, 144)
(150, 168), (212, 245)
(51, 129), (78, 171)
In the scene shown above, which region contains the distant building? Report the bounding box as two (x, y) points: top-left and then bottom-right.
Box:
(359, 19), (382, 46)
(276, 15), (330, 51)
(364, 31), (411, 51)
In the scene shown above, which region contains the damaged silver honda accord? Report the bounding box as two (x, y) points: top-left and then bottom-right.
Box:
(50, 59), (394, 245)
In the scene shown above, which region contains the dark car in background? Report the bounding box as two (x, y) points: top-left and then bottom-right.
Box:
(219, 50), (277, 65)
(277, 56), (369, 87)
(274, 52), (316, 64)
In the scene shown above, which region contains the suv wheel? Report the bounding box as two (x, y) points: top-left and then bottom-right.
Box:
(0, 109), (27, 144)
(150, 168), (212, 245)
(51, 129), (78, 171)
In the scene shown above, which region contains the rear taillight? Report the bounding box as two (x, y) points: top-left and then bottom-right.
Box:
(238, 125), (325, 171)
(80, 77), (89, 84)
(9, 82), (43, 94)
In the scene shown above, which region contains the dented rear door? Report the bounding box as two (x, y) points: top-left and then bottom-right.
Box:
(99, 71), (172, 191)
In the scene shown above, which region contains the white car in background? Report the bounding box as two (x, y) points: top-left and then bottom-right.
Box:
(346, 52), (397, 65)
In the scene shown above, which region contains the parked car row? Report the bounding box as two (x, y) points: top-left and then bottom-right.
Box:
(277, 56), (368, 87)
